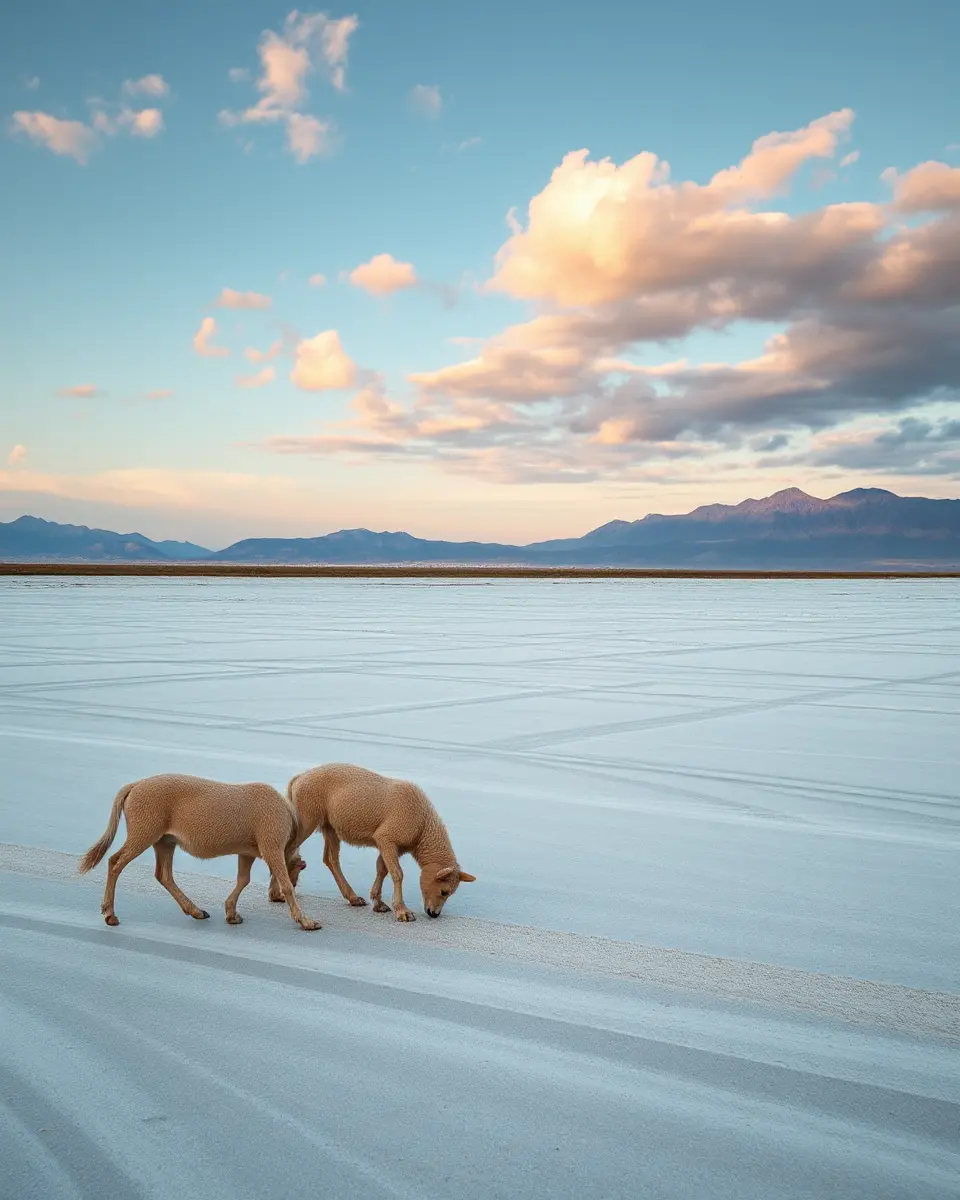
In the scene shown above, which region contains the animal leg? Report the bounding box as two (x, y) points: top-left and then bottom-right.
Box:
(153, 836), (209, 920)
(322, 831), (366, 906)
(370, 854), (390, 913)
(225, 854), (254, 924)
(374, 838), (414, 922)
(101, 832), (155, 927)
(269, 817), (316, 902)
(263, 848), (321, 931)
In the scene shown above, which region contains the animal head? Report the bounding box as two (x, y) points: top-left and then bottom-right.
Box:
(420, 864), (476, 918)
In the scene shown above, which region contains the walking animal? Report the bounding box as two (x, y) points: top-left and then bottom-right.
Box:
(78, 773), (320, 931)
(270, 763), (476, 921)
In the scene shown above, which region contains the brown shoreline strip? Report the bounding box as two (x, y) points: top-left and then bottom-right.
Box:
(2, 562), (959, 579)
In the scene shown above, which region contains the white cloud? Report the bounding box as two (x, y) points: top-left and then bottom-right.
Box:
(348, 253), (418, 296)
(10, 111), (96, 164)
(889, 160), (960, 212)
(409, 84), (442, 118)
(214, 287), (272, 310)
(229, 67), (251, 83)
(56, 384), (102, 398)
(236, 366), (276, 389)
(124, 108), (164, 138)
(123, 74), (169, 98)
(7, 445), (27, 467)
(291, 330), (356, 390)
(840, 150), (860, 167)
(220, 10), (357, 160)
(244, 340), (283, 363)
(286, 112), (334, 161)
(25, 76), (40, 91)
(192, 316), (229, 358)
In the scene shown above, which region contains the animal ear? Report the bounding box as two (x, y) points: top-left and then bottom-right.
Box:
(458, 871), (476, 883)
(436, 866), (457, 880)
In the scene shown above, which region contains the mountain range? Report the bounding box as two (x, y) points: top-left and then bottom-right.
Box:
(2, 488), (959, 569)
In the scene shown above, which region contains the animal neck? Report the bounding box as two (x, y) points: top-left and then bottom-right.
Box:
(413, 807), (457, 870)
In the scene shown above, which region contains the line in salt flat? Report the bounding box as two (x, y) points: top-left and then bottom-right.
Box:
(2, 843), (957, 1045)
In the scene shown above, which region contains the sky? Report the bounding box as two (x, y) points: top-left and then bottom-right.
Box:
(1, 0), (959, 549)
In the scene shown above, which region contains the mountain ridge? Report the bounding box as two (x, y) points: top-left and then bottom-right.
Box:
(2, 488), (959, 568)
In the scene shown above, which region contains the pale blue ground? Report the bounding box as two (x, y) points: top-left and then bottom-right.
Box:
(0, 577), (957, 988)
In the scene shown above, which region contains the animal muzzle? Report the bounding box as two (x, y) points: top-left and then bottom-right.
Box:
(425, 908), (441, 918)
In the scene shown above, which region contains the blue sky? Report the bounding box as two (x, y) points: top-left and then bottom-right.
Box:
(2, 0), (959, 548)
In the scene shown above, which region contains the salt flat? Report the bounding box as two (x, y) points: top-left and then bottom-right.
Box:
(0, 577), (958, 1198)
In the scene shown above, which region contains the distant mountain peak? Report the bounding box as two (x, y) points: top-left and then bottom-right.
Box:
(2, 486), (959, 567)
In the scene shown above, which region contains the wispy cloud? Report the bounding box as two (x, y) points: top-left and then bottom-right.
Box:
(308, 273), (327, 287)
(236, 366), (276, 389)
(219, 10), (357, 161)
(56, 384), (102, 398)
(409, 83), (442, 118)
(214, 287), (272, 310)
(192, 317), (229, 358)
(244, 340), (283, 363)
(10, 112), (97, 164)
(122, 74), (169, 98)
(7, 445), (27, 467)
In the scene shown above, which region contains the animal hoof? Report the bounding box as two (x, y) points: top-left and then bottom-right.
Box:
(396, 910), (416, 923)
(226, 914), (243, 925)
(299, 919), (322, 932)
(349, 896), (368, 907)
(104, 914), (120, 927)
(193, 910), (210, 920)
(372, 901), (391, 913)
(269, 893), (284, 904)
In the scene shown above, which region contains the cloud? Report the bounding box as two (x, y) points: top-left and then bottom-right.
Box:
(308, 273), (326, 287)
(840, 150), (860, 168)
(290, 330), (356, 390)
(123, 108), (164, 138)
(123, 74), (169, 98)
(285, 112), (334, 161)
(192, 316), (229, 357)
(7, 445), (27, 467)
(257, 110), (960, 487)
(409, 84), (442, 118)
(0, 466), (314, 526)
(56, 384), (102, 398)
(9, 111), (96, 164)
(229, 67), (251, 83)
(244, 340), (283, 363)
(769, 416), (960, 478)
(220, 10), (357, 160)
(348, 253), (418, 296)
(214, 287), (272, 310)
(25, 76), (40, 91)
(489, 108), (855, 307)
(236, 366), (276, 389)
(144, 389), (173, 400)
(889, 161), (960, 212)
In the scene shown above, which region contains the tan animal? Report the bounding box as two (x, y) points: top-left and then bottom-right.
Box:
(270, 763), (476, 921)
(78, 773), (320, 931)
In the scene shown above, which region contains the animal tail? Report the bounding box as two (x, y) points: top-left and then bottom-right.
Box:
(77, 782), (135, 874)
(286, 772), (303, 804)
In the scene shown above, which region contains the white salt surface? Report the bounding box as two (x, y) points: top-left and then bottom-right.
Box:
(0, 578), (958, 1198)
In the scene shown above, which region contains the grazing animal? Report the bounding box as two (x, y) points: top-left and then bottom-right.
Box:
(78, 773), (321, 931)
(270, 763), (476, 921)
